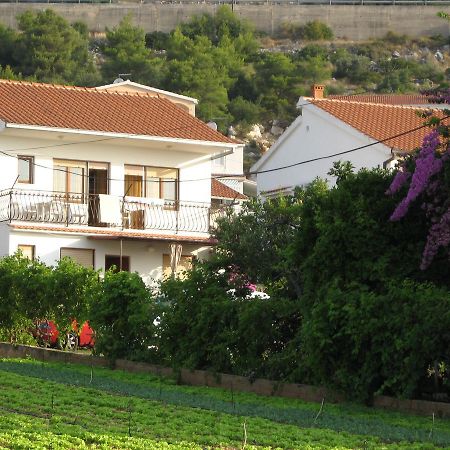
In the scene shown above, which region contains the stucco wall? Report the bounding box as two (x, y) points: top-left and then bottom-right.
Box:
(0, 128), (214, 203)
(255, 104), (391, 195)
(0, 4), (448, 40)
(9, 230), (205, 283)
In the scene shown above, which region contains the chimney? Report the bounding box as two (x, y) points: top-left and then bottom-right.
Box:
(311, 84), (325, 99)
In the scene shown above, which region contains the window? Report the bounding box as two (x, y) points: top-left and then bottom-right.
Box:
(60, 248), (94, 269)
(18, 244), (35, 260)
(18, 156), (34, 184)
(54, 160), (87, 195)
(124, 165), (178, 201)
(105, 255), (130, 272)
(163, 254), (193, 279)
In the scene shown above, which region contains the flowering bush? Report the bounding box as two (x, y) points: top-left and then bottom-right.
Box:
(387, 95), (450, 269)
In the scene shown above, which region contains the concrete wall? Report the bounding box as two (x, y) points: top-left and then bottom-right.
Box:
(0, 3), (449, 40)
(0, 3), (448, 39)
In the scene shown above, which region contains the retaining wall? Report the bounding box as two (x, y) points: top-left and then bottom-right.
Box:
(1, 342), (450, 418)
(0, 4), (449, 40)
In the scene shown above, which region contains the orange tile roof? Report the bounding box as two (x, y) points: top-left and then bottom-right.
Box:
(0, 79), (235, 144)
(211, 179), (247, 200)
(10, 223), (216, 244)
(308, 98), (448, 152)
(327, 93), (431, 105)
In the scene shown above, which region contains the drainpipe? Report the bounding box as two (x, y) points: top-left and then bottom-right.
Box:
(119, 238), (123, 271)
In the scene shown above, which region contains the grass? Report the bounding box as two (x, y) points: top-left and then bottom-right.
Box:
(0, 358), (449, 449)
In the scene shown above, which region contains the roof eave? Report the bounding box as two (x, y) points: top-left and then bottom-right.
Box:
(5, 122), (238, 150)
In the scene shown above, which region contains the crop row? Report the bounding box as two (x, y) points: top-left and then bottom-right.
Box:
(0, 359), (449, 446)
(0, 366), (435, 449)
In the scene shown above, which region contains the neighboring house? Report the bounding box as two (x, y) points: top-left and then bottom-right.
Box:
(0, 79), (244, 283)
(252, 85), (446, 198)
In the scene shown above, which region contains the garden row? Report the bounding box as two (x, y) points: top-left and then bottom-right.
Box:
(0, 358), (449, 448)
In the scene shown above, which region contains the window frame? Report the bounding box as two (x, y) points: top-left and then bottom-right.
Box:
(124, 164), (179, 202)
(18, 156), (34, 184)
(18, 244), (35, 260)
(105, 254), (130, 272)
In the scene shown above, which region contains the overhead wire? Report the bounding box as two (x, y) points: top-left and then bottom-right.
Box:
(0, 100), (444, 185)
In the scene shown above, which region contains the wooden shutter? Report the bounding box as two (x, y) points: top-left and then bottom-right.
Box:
(60, 248), (94, 269)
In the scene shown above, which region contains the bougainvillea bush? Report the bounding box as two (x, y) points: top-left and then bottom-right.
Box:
(387, 91), (450, 270)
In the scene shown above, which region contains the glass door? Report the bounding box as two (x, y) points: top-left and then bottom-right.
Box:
(88, 162), (109, 226)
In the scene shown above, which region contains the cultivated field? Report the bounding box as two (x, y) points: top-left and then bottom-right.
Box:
(0, 358), (449, 449)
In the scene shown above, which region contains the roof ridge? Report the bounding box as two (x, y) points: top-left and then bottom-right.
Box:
(307, 97), (438, 112)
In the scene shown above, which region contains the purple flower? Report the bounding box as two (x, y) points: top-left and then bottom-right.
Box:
(420, 206), (450, 270)
(390, 130), (442, 221)
(386, 168), (411, 195)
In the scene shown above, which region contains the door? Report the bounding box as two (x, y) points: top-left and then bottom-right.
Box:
(88, 163), (108, 226)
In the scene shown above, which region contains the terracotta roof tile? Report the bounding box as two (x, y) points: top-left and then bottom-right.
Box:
(327, 93), (431, 105)
(211, 179), (247, 200)
(0, 79), (235, 144)
(308, 98), (448, 152)
(10, 223), (216, 244)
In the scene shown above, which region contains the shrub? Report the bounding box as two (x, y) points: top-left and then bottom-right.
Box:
(156, 263), (301, 379)
(300, 21), (334, 41)
(278, 20), (333, 41)
(89, 270), (157, 362)
(300, 279), (450, 402)
(47, 257), (99, 348)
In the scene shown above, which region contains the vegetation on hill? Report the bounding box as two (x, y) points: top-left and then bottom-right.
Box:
(0, 7), (448, 137)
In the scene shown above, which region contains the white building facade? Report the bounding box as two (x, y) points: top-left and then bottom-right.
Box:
(0, 80), (243, 284)
(252, 87), (437, 198)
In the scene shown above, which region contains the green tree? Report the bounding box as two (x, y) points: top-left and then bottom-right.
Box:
(15, 9), (99, 85)
(254, 52), (301, 121)
(0, 24), (18, 70)
(101, 16), (165, 86)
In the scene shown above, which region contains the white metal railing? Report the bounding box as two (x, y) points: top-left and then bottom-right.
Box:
(0, 189), (227, 235)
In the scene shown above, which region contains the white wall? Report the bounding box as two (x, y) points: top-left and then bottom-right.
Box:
(0, 223), (9, 257)
(212, 145), (244, 176)
(0, 129), (221, 204)
(9, 230), (203, 285)
(255, 107), (392, 196)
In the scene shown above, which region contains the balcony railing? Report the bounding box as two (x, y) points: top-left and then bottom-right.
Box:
(0, 189), (226, 235)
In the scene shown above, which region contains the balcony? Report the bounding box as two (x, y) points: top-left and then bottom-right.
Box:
(0, 190), (225, 237)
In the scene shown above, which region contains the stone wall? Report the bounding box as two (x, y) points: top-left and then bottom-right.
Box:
(0, 3), (449, 40)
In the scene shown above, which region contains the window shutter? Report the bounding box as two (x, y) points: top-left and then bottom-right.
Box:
(60, 248), (94, 269)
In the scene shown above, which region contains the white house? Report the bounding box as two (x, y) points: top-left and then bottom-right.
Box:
(0, 79), (244, 283)
(97, 79), (248, 206)
(251, 85), (443, 198)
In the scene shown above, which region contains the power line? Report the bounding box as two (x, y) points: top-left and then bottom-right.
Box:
(246, 116), (448, 176)
(1, 111), (445, 186)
